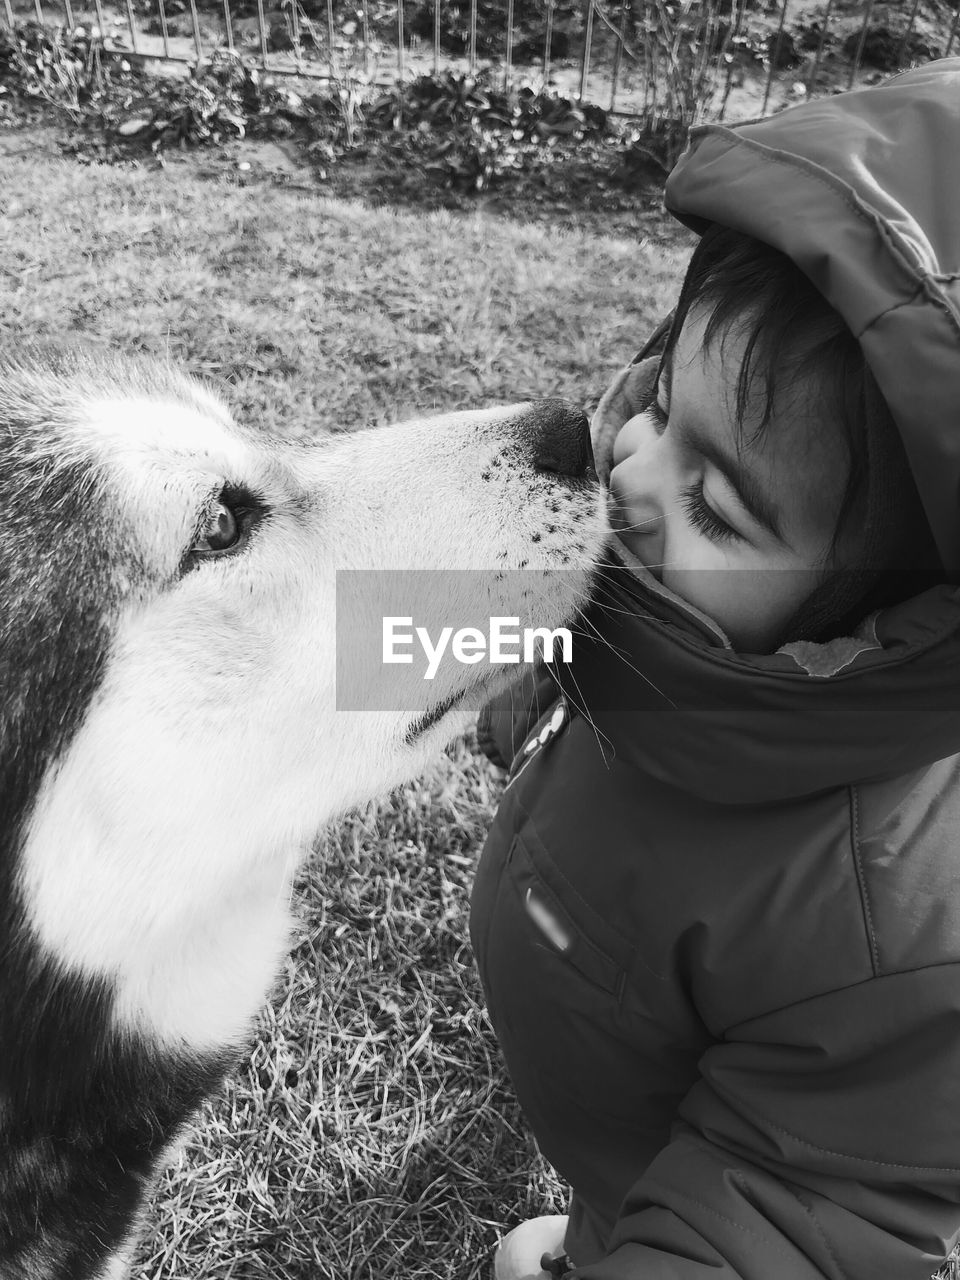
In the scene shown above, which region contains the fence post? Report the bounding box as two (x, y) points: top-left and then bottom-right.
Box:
(847, 0), (875, 89)
(577, 0), (594, 101)
(2, 0), (14, 27)
(187, 0), (203, 62)
(542, 0), (553, 80)
(397, 0), (404, 85)
(640, 0), (655, 125)
(947, 5), (960, 56)
(254, 0), (268, 65)
(504, 0), (514, 90)
(290, 0), (303, 71)
(222, 0), (234, 52)
(760, 0), (788, 116)
(156, 0), (171, 59)
(62, 0), (74, 30)
(468, 0), (476, 70)
(433, 0), (440, 74)
(895, 0), (921, 70)
(805, 0), (833, 95)
(123, 0), (139, 54)
(718, 0), (747, 122)
(609, 0), (628, 111)
(692, 0), (719, 120)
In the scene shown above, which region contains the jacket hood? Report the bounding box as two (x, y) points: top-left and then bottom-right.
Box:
(580, 62), (960, 804)
(664, 57), (960, 577)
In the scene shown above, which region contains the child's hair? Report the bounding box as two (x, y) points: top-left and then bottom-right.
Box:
(665, 224), (943, 644)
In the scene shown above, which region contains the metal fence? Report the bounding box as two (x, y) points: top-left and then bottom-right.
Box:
(3, 0), (959, 125)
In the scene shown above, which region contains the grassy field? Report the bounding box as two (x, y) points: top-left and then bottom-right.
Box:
(0, 140), (687, 1279)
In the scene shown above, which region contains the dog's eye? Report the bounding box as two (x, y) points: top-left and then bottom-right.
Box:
(193, 501), (240, 556)
(182, 486), (265, 574)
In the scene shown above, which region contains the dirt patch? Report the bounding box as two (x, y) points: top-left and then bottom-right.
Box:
(1, 98), (687, 243)
(175, 138), (686, 240)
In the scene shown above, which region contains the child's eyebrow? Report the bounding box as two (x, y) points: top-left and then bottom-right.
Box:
(661, 343), (784, 542)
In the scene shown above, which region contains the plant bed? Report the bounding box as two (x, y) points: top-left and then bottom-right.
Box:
(1, 24), (679, 234)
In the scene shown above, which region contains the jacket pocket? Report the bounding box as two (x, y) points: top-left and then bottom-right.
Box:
(510, 834), (628, 1000)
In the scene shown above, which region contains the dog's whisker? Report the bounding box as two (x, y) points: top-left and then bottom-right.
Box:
(572, 611), (674, 707)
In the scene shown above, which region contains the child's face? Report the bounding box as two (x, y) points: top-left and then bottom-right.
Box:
(603, 308), (855, 651)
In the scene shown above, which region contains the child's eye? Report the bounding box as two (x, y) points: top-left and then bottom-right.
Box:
(680, 479), (738, 543)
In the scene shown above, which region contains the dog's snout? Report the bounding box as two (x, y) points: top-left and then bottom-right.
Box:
(527, 399), (595, 479)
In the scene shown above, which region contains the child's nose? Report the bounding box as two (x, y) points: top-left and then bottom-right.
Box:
(609, 431), (668, 575)
(523, 399), (596, 479)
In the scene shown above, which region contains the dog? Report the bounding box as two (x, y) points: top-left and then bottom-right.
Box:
(0, 345), (606, 1279)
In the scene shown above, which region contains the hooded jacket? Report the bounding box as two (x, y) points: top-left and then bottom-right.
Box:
(471, 59), (960, 1279)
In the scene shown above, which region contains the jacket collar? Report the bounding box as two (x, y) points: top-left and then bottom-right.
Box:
(563, 544), (960, 804)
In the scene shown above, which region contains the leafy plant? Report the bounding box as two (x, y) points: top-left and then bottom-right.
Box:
(0, 21), (107, 121)
(364, 71), (609, 189)
(0, 26), (333, 152)
(0, 16), (694, 198)
(0, 21), (671, 201)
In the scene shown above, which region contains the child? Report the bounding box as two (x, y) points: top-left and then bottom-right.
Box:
(473, 57), (960, 1280)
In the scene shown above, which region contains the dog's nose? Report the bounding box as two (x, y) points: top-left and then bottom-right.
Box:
(526, 399), (595, 479)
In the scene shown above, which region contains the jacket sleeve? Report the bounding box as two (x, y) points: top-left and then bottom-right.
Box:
(574, 965), (960, 1279)
(475, 666), (561, 771)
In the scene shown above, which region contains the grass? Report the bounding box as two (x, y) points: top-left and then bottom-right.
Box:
(139, 743), (558, 1280)
(0, 141), (688, 429)
(0, 140), (687, 1279)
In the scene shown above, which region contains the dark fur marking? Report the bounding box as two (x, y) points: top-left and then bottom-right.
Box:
(0, 351), (239, 1279)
